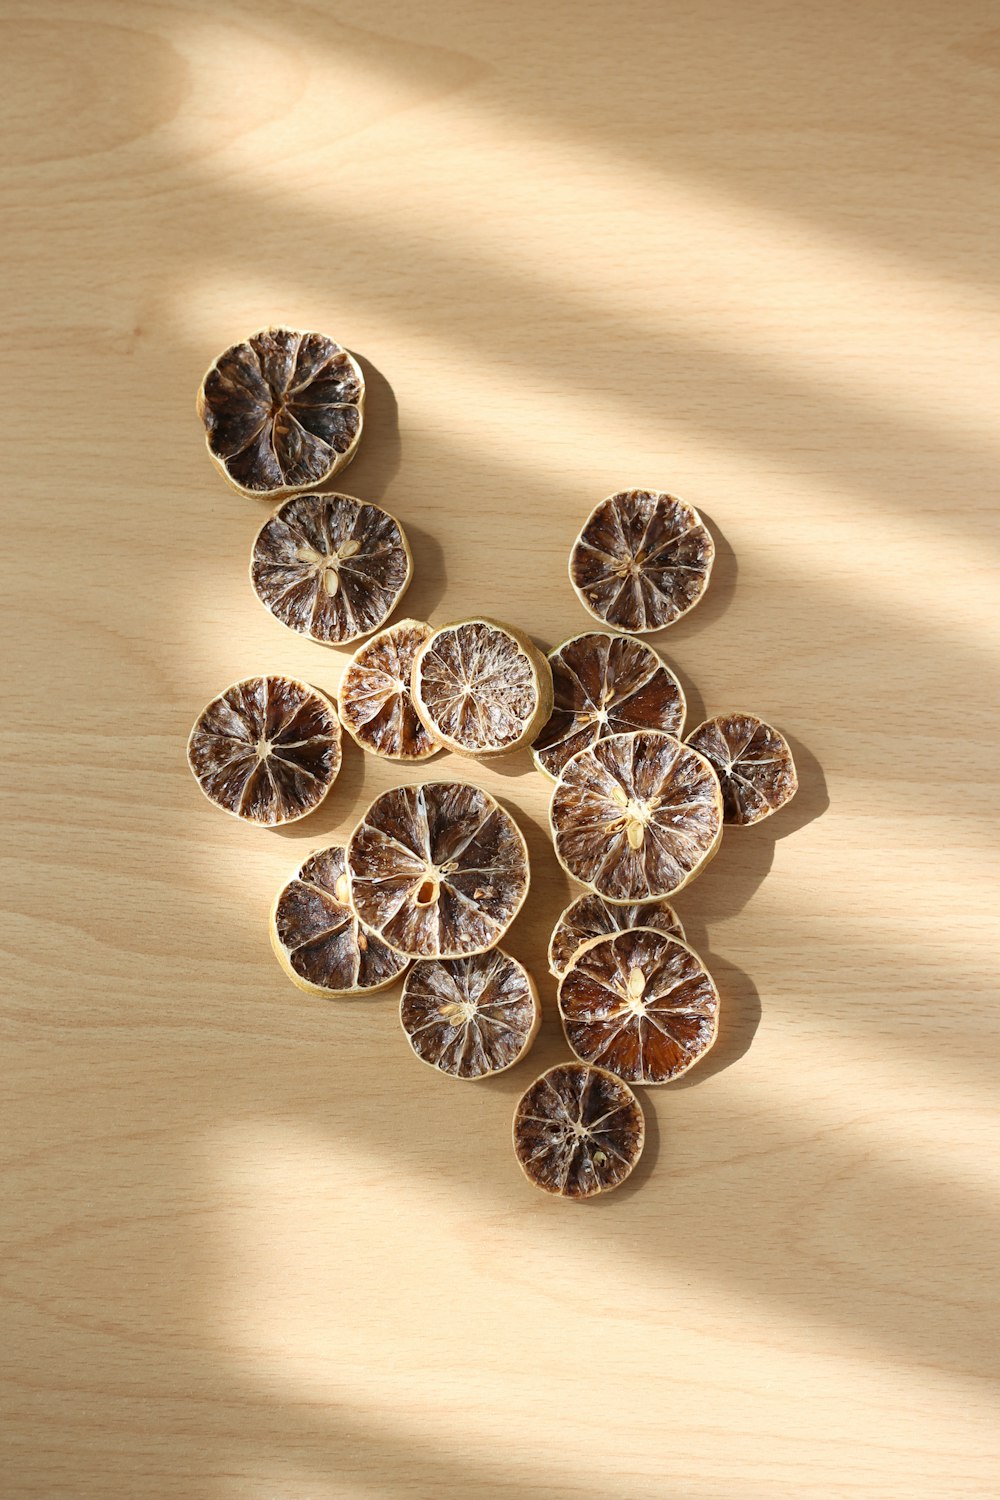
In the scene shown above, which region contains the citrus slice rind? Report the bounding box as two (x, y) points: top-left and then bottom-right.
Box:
(568, 489), (714, 634)
(186, 675), (342, 826)
(270, 846), (409, 997)
(558, 927), (719, 1085)
(338, 618), (440, 762)
(548, 891), (685, 979)
(686, 712), (798, 827)
(549, 729), (723, 903)
(512, 1062), (644, 1199)
(197, 327), (364, 498)
(411, 618), (553, 757)
(346, 781), (530, 959)
(400, 949), (540, 1079)
(251, 493), (412, 647)
(531, 631), (686, 780)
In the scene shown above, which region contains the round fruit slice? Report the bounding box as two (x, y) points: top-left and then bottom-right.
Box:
(550, 730), (722, 902)
(558, 927), (719, 1085)
(270, 846), (408, 996)
(346, 781), (530, 959)
(686, 713), (798, 826)
(400, 949), (540, 1079)
(251, 493), (412, 646)
(411, 618), (553, 757)
(187, 676), (341, 826)
(513, 1062), (644, 1199)
(338, 619), (439, 762)
(197, 327), (364, 498)
(548, 891), (684, 979)
(532, 631), (686, 780)
(569, 489), (714, 633)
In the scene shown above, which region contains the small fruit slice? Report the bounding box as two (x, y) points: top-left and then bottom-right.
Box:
(197, 327), (364, 498)
(187, 676), (341, 826)
(270, 846), (408, 996)
(251, 493), (412, 646)
(569, 489), (714, 633)
(411, 618), (553, 757)
(400, 949), (540, 1079)
(513, 1062), (644, 1199)
(346, 781), (530, 959)
(558, 927), (719, 1085)
(338, 618), (440, 762)
(686, 713), (798, 826)
(550, 730), (722, 902)
(548, 891), (684, 979)
(532, 631), (685, 780)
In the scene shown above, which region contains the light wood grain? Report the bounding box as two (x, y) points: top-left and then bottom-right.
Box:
(2, 1), (998, 1496)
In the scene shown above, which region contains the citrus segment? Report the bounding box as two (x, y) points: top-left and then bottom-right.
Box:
(548, 891), (684, 979)
(686, 713), (798, 826)
(512, 1063), (644, 1199)
(400, 950), (540, 1079)
(412, 618), (553, 757)
(270, 846), (408, 996)
(338, 619), (439, 762)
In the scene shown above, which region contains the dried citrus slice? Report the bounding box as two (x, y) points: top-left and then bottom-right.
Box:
(512, 1062), (644, 1199)
(400, 949), (540, 1079)
(251, 493), (412, 646)
(686, 713), (798, 826)
(569, 489), (714, 633)
(270, 846), (408, 996)
(338, 619), (439, 762)
(558, 927), (719, 1085)
(187, 676), (341, 826)
(531, 631), (685, 780)
(346, 781), (530, 959)
(411, 618), (553, 757)
(550, 730), (722, 902)
(548, 891), (684, 979)
(197, 327), (364, 498)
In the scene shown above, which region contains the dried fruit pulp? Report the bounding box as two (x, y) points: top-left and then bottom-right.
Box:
(548, 890), (684, 979)
(271, 846), (408, 997)
(412, 618), (553, 757)
(513, 1062), (644, 1199)
(401, 950), (540, 1079)
(687, 712), (798, 826)
(338, 618), (439, 762)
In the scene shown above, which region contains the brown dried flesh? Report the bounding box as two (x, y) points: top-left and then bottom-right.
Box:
(548, 891), (684, 979)
(569, 490), (714, 633)
(686, 713), (798, 826)
(271, 846), (408, 996)
(401, 949), (540, 1079)
(412, 619), (553, 757)
(513, 1062), (644, 1199)
(338, 619), (439, 762)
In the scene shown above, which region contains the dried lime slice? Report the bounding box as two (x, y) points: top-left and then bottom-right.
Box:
(270, 846), (408, 996)
(512, 1062), (644, 1199)
(686, 713), (798, 826)
(400, 949), (540, 1079)
(569, 490), (714, 633)
(548, 891), (684, 979)
(338, 619), (440, 762)
(411, 618), (552, 757)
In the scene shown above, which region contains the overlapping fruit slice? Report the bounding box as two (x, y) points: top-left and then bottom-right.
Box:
(548, 891), (684, 979)
(569, 489), (714, 633)
(411, 618), (553, 757)
(532, 631), (686, 779)
(271, 846), (408, 996)
(512, 1062), (644, 1199)
(338, 619), (439, 762)
(346, 781), (530, 958)
(186, 675), (342, 826)
(558, 927), (719, 1085)
(686, 713), (798, 826)
(251, 493), (412, 646)
(400, 950), (540, 1079)
(550, 729), (722, 902)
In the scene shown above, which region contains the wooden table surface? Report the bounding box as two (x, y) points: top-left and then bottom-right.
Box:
(3, 2), (998, 1496)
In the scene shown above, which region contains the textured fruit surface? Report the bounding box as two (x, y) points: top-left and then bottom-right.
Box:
(412, 619), (552, 756)
(686, 713), (798, 826)
(548, 891), (684, 979)
(271, 846), (408, 996)
(338, 619), (439, 761)
(400, 950), (539, 1078)
(513, 1063), (644, 1199)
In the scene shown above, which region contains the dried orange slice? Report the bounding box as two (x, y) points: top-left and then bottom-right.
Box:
(411, 618), (553, 757)
(338, 619), (439, 762)
(550, 730), (722, 902)
(400, 950), (540, 1079)
(532, 631), (685, 780)
(346, 781), (530, 958)
(686, 713), (798, 826)
(569, 489), (714, 633)
(197, 327), (364, 498)
(558, 927), (719, 1085)
(187, 676), (341, 826)
(548, 891), (684, 979)
(270, 846), (408, 996)
(513, 1062), (644, 1199)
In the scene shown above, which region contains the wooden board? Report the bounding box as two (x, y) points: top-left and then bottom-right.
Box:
(2, 2), (998, 1495)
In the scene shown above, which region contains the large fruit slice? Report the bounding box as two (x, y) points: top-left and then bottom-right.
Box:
(270, 846), (408, 996)
(338, 619), (439, 762)
(531, 631), (685, 780)
(411, 618), (553, 757)
(686, 713), (798, 826)
(569, 489), (714, 633)
(558, 927), (719, 1085)
(550, 730), (722, 902)
(251, 493), (412, 646)
(513, 1062), (644, 1199)
(346, 781), (530, 959)
(197, 327), (364, 498)
(548, 891), (684, 979)
(400, 950), (540, 1079)
(187, 676), (341, 826)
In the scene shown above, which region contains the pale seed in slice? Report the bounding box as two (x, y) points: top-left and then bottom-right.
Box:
(411, 618), (553, 757)
(513, 1062), (644, 1199)
(338, 618), (440, 762)
(400, 949), (540, 1079)
(270, 846), (408, 996)
(548, 890), (684, 979)
(686, 712), (798, 826)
